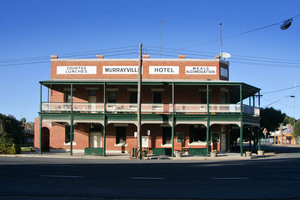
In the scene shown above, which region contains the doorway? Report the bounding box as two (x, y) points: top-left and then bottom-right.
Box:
(41, 127), (50, 152)
(89, 132), (102, 148)
(220, 133), (227, 152)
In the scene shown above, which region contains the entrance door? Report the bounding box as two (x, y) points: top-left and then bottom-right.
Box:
(90, 132), (102, 148)
(41, 127), (50, 152)
(220, 133), (226, 152)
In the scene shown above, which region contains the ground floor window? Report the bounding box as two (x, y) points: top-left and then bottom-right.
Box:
(189, 125), (206, 143)
(116, 126), (126, 145)
(163, 127), (172, 145)
(65, 125), (74, 143)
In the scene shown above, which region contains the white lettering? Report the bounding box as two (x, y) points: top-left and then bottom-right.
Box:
(57, 66), (97, 74)
(149, 66), (179, 74)
(185, 66), (216, 75)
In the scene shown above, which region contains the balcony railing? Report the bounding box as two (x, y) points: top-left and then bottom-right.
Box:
(41, 102), (260, 116)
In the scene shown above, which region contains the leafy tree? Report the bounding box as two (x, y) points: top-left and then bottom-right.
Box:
(292, 120), (300, 138)
(260, 107), (286, 133)
(0, 113), (24, 145)
(283, 115), (296, 126)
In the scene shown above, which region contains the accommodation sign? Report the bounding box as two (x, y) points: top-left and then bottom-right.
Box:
(185, 66), (216, 75)
(57, 66), (97, 74)
(149, 66), (179, 74)
(103, 66), (140, 74)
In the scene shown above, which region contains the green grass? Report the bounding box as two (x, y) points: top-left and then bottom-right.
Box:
(21, 147), (34, 152)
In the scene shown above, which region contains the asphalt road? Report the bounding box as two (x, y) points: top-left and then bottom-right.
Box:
(1, 145), (300, 200)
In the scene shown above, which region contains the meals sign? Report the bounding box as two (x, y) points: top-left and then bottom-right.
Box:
(57, 66), (97, 74)
(185, 66), (216, 75)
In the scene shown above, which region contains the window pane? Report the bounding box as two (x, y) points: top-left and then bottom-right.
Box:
(153, 92), (162, 103)
(65, 126), (74, 143)
(65, 91), (71, 103)
(201, 92), (207, 104)
(108, 91), (117, 103)
(130, 91), (137, 103)
(189, 125), (206, 143)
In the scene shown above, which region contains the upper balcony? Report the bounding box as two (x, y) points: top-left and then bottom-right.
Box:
(41, 102), (260, 117)
(39, 79), (261, 118)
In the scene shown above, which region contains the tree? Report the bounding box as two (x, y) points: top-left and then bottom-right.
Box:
(292, 120), (300, 138)
(260, 107), (286, 133)
(0, 113), (24, 144)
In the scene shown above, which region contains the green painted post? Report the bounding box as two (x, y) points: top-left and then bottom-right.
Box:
(206, 118), (210, 156)
(171, 115), (175, 157)
(71, 84), (73, 113)
(171, 82), (175, 157)
(70, 115), (73, 156)
(39, 83), (42, 155)
(240, 84), (243, 114)
(103, 82), (106, 156)
(240, 121), (243, 156)
(207, 85), (209, 114)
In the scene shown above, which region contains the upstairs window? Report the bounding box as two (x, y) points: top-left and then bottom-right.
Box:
(108, 91), (117, 103)
(64, 91), (71, 103)
(153, 92), (162, 103)
(130, 91), (137, 103)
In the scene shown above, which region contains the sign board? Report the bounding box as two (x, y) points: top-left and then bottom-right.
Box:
(142, 136), (149, 148)
(149, 66), (179, 74)
(103, 66), (140, 74)
(185, 66), (217, 75)
(57, 66), (97, 74)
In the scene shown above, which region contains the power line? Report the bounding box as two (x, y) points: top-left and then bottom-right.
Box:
(178, 14), (300, 50)
(262, 85), (300, 95)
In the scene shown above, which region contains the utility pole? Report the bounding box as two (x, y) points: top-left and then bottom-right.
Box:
(220, 22), (222, 59)
(137, 43), (143, 159)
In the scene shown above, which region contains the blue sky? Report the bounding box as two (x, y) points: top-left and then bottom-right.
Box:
(0, 0), (299, 122)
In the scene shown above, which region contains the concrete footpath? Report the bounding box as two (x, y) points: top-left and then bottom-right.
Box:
(0, 150), (276, 161)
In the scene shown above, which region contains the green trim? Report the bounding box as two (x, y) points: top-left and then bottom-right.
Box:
(240, 121), (243, 156)
(171, 115), (175, 157)
(206, 118), (210, 156)
(70, 115), (73, 156)
(85, 148), (104, 156)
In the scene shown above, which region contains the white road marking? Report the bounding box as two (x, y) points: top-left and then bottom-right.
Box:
(129, 177), (165, 180)
(211, 177), (249, 180)
(40, 175), (85, 178)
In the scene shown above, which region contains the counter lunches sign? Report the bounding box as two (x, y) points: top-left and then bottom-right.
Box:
(185, 66), (216, 75)
(103, 66), (140, 74)
(57, 66), (97, 74)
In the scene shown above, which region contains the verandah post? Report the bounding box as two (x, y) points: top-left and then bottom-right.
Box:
(39, 83), (43, 155)
(103, 82), (106, 156)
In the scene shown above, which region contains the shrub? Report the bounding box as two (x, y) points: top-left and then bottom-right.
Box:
(0, 132), (21, 154)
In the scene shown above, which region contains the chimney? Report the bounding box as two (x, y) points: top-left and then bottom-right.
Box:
(178, 54), (186, 59)
(143, 54), (150, 59)
(96, 54), (104, 59)
(51, 55), (58, 59)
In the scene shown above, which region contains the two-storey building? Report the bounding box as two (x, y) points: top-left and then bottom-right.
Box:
(34, 54), (260, 157)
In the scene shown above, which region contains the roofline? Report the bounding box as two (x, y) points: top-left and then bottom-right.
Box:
(51, 58), (229, 65)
